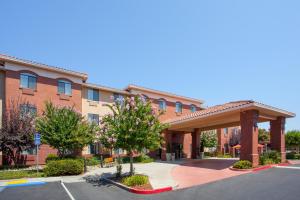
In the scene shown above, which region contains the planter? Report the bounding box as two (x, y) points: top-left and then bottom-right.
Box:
(166, 153), (172, 161)
(199, 152), (204, 159)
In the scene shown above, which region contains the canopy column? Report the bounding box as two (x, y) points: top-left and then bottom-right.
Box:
(191, 129), (200, 159)
(270, 117), (286, 163)
(240, 110), (259, 167)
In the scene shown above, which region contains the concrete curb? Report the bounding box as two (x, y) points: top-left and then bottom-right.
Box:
(102, 177), (173, 195)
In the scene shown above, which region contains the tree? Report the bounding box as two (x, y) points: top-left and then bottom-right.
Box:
(0, 98), (36, 166)
(36, 102), (98, 157)
(258, 128), (270, 144)
(200, 130), (217, 152)
(285, 130), (300, 153)
(99, 95), (168, 175)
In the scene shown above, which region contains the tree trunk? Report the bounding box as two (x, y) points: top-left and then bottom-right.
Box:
(129, 152), (134, 176)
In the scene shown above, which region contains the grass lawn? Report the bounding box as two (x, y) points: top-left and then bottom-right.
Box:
(0, 170), (44, 180)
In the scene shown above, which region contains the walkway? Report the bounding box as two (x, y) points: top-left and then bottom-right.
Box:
(171, 158), (249, 189)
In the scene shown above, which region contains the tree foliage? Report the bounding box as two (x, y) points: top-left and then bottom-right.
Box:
(36, 102), (98, 157)
(200, 130), (217, 151)
(0, 98), (36, 166)
(99, 95), (168, 175)
(258, 128), (270, 144)
(285, 130), (300, 153)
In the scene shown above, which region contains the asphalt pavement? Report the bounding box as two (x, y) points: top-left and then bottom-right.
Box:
(1, 166), (300, 200)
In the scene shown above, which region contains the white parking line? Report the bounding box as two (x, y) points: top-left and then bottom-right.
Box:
(275, 166), (300, 170)
(61, 180), (75, 200)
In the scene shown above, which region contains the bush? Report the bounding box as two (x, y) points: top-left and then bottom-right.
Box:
(233, 160), (252, 169)
(134, 154), (154, 163)
(260, 151), (281, 165)
(217, 153), (232, 158)
(286, 152), (300, 160)
(86, 157), (100, 166)
(121, 154), (154, 164)
(44, 159), (84, 176)
(45, 154), (59, 163)
(121, 175), (149, 187)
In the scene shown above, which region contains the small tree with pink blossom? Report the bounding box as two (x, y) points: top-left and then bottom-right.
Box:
(99, 95), (168, 175)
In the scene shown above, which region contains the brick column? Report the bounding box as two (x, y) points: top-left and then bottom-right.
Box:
(217, 129), (224, 154)
(270, 117), (286, 163)
(240, 110), (259, 167)
(191, 129), (200, 159)
(161, 131), (172, 161)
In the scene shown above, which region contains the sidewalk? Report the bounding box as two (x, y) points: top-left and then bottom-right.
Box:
(0, 160), (183, 189)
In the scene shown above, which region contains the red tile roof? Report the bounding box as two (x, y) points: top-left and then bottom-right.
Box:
(164, 100), (254, 124)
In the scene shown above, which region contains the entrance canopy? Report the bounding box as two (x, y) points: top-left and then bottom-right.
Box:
(165, 100), (295, 132)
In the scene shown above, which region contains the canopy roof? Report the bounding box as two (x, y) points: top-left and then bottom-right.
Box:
(165, 100), (295, 132)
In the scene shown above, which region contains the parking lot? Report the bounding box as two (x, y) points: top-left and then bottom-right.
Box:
(1, 165), (300, 200)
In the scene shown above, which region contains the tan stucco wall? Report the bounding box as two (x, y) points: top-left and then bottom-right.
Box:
(82, 87), (122, 155)
(0, 71), (5, 128)
(82, 87), (117, 119)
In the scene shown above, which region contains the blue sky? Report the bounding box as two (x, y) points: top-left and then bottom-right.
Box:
(1, 1), (299, 130)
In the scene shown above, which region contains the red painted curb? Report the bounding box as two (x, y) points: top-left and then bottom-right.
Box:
(102, 178), (173, 195)
(129, 186), (173, 194)
(252, 165), (272, 172)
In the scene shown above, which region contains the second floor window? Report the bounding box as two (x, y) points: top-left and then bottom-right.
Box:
(88, 113), (100, 125)
(190, 105), (196, 113)
(175, 102), (182, 113)
(87, 88), (100, 101)
(20, 73), (37, 90)
(58, 80), (72, 95)
(114, 93), (124, 105)
(158, 99), (166, 111)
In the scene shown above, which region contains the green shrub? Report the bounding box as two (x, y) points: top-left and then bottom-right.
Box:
(233, 160), (252, 169)
(260, 151), (281, 165)
(45, 154), (59, 163)
(134, 154), (154, 163)
(86, 157), (100, 166)
(286, 152), (300, 160)
(121, 154), (154, 164)
(121, 175), (149, 187)
(44, 159), (84, 176)
(217, 153), (232, 158)
(0, 170), (44, 180)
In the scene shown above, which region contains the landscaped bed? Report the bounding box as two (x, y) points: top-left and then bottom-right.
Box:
(110, 174), (153, 190)
(0, 170), (44, 180)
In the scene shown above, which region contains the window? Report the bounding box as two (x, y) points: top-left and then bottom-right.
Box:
(158, 99), (166, 111)
(87, 88), (100, 101)
(88, 113), (99, 125)
(20, 104), (37, 117)
(20, 73), (37, 89)
(22, 147), (36, 155)
(175, 102), (182, 113)
(190, 105), (196, 113)
(224, 128), (228, 136)
(113, 93), (124, 105)
(58, 80), (72, 95)
(114, 148), (123, 155)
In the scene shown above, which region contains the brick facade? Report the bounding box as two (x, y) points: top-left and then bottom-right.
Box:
(1, 66), (83, 166)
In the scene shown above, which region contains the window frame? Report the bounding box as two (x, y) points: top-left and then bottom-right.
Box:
(175, 102), (183, 113)
(158, 99), (167, 111)
(20, 104), (37, 117)
(20, 73), (37, 90)
(87, 88), (100, 102)
(57, 80), (72, 96)
(190, 104), (197, 113)
(88, 113), (100, 125)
